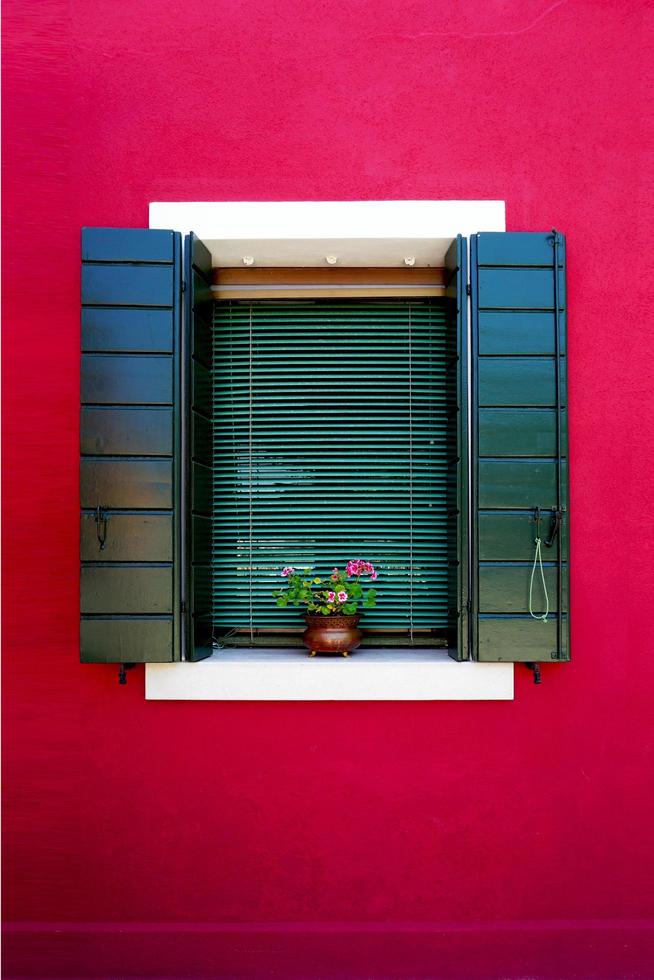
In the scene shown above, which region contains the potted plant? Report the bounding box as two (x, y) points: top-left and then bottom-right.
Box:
(273, 560), (379, 656)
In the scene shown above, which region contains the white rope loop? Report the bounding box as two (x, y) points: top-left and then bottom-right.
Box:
(529, 536), (549, 622)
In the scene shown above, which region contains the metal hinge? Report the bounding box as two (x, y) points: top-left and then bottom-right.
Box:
(181, 280), (187, 293)
(181, 600), (187, 615)
(118, 663), (136, 685)
(466, 283), (471, 296)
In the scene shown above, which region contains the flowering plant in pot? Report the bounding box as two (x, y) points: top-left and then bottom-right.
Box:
(273, 560), (378, 656)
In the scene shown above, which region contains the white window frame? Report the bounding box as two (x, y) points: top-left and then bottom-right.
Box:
(146, 200), (513, 701)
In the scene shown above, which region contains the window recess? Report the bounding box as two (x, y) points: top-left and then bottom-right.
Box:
(212, 298), (452, 649)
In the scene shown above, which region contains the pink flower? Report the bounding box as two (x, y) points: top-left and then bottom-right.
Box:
(337, 591), (348, 602)
(331, 568), (339, 581)
(346, 559), (376, 577)
(327, 591), (336, 602)
(281, 566), (295, 577)
(371, 570), (378, 581)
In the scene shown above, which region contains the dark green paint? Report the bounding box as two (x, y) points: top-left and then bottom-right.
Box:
(81, 407), (173, 456)
(192, 361), (212, 414)
(80, 619), (173, 664)
(81, 227), (175, 263)
(479, 564), (567, 613)
(479, 408), (566, 457)
(80, 513), (173, 562)
(82, 264), (174, 308)
(479, 511), (566, 562)
(80, 459), (173, 509)
(81, 566), (173, 614)
(192, 316), (213, 366)
(192, 269), (214, 317)
(475, 231), (564, 267)
(444, 236), (468, 660)
(192, 413), (212, 466)
(81, 354), (173, 405)
(192, 462), (212, 515)
(80, 227), (182, 664)
(471, 231), (569, 664)
(478, 459), (566, 509)
(82, 308), (174, 353)
(478, 311), (566, 355)
(192, 515), (212, 565)
(477, 616), (567, 662)
(479, 357), (559, 406)
(478, 268), (566, 311)
(184, 233), (214, 661)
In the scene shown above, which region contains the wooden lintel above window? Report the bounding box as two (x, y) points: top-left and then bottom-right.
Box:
(211, 266), (447, 300)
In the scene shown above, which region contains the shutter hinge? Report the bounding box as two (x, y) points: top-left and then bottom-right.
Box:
(466, 283), (471, 296)
(181, 280), (187, 293)
(181, 600), (187, 615)
(118, 663), (136, 685)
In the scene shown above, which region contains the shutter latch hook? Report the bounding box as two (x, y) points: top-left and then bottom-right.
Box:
(545, 509), (563, 548)
(95, 505), (108, 551)
(533, 506), (542, 541)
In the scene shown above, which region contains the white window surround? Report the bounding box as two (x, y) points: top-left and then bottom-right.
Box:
(149, 199), (505, 268)
(146, 649), (513, 701)
(146, 200), (512, 701)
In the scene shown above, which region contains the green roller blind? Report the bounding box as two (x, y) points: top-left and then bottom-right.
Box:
(212, 299), (450, 636)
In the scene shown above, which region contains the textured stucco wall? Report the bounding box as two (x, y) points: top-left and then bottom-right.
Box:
(3, 1), (653, 976)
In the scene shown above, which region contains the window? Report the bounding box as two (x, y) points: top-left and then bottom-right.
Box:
(80, 203), (569, 693)
(213, 298), (451, 647)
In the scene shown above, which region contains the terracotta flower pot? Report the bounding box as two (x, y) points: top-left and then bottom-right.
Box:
(303, 613), (362, 657)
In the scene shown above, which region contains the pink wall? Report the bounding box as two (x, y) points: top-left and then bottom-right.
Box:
(3, 0), (653, 976)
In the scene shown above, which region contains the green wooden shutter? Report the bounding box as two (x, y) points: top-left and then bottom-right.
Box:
(80, 228), (182, 663)
(444, 236), (469, 660)
(212, 299), (451, 640)
(184, 234), (214, 660)
(470, 231), (569, 663)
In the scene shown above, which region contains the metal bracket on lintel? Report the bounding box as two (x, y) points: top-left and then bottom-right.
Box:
(118, 663), (136, 685)
(525, 662), (542, 685)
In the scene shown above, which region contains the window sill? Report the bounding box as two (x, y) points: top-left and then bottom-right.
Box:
(145, 649), (514, 701)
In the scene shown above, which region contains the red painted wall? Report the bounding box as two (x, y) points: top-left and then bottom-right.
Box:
(3, 1), (653, 976)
